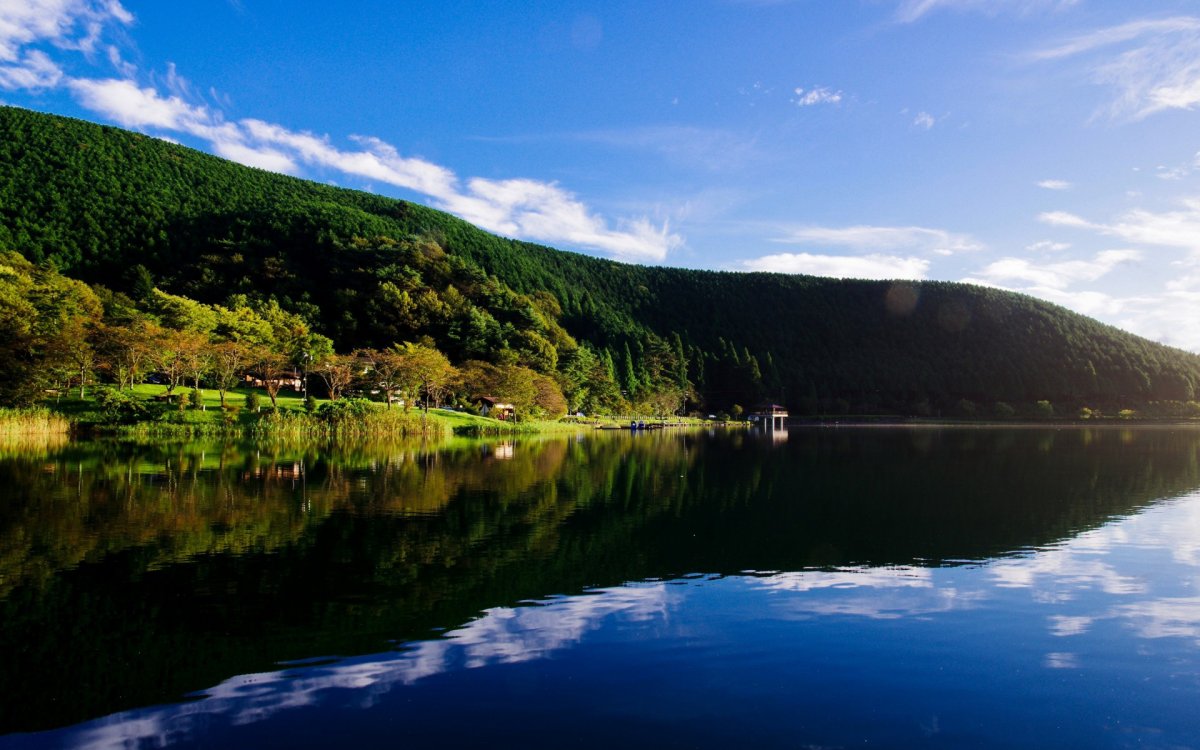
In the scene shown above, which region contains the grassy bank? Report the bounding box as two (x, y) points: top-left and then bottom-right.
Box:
(44, 385), (542, 439)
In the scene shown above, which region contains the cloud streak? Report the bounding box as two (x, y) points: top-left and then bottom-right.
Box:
(1039, 199), (1200, 252)
(895, 0), (1079, 23)
(965, 249), (1141, 290)
(742, 252), (930, 280)
(792, 86), (842, 106)
(773, 224), (983, 255)
(1031, 17), (1200, 120)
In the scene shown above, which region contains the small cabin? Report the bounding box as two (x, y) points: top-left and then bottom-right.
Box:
(748, 403), (788, 429)
(475, 396), (515, 420)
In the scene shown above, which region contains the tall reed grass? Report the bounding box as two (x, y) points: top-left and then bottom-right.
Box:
(249, 408), (448, 440)
(0, 407), (72, 436)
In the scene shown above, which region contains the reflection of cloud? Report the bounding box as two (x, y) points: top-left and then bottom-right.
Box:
(1049, 615), (1093, 636)
(1013, 496), (1200, 644)
(990, 532), (1146, 596)
(757, 566), (933, 591)
(1044, 652), (1079, 669)
(753, 567), (981, 620)
(64, 585), (675, 750)
(1112, 597), (1200, 641)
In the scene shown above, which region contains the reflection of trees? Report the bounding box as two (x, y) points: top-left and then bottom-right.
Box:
(3, 428), (1200, 733)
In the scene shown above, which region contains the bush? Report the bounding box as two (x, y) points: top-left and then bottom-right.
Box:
(1034, 400), (1054, 418)
(993, 401), (1015, 418)
(96, 387), (164, 424)
(304, 395), (318, 413)
(318, 398), (372, 422)
(244, 392), (261, 412)
(189, 389), (203, 410)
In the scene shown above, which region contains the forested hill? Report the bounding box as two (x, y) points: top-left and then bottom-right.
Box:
(3, 104), (1199, 415)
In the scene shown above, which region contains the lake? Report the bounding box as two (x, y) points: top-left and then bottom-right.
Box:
(2, 426), (1199, 748)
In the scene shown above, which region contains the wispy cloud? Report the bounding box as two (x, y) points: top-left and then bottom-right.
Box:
(964, 249), (1141, 290)
(1027, 240), (1071, 252)
(0, 0), (132, 62)
(1039, 199), (1200, 251)
(742, 252), (930, 280)
(791, 86), (842, 106)
(912, 111), (937, 129)
(1031, 17), (1200, 120)
(1037, 179), (1072, 190)
(895, 0), (1079, 24)
(0, 0), (132, 90)
(772, 224), (983, 255)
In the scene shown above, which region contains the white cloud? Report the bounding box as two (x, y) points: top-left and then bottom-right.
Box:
(242, 121), (460, 199)
(0, 0), (131, 63)
(896, 0), (1079, 23)
(0, 48), (61, 89)
(211, 140), (298, 174)
(1157, 165), (1189, 181)
(1037, 179), (1072, 190)
(772, 224), (983, 254)
(742, 252), (930, 280)
(1031, 17), (1200, 120)
(1026, 240), (1071, 252)
(965, 249), (1141, 290)
(792, 86), (842, 106)
(1039, 199), (1200, 252)
(66, 77), (679, 261)
(69, 76), (207, 130)
(913, 111), (936, 129)
(442, 177), (681, 261)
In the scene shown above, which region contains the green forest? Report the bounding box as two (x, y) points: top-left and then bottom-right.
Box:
(4, 105), (1200, 419)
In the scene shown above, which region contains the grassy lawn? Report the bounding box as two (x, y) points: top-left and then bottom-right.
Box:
(40, 385), (726, 437)
(46, 385), (526, 435)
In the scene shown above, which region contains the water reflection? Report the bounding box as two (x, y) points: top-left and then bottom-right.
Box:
(21, 487), (1200, 749)
(55, 585), (676, 750)
(3, 427), (1200, 743)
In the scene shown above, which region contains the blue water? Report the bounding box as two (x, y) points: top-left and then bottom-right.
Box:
(2, 428), (1200, 748)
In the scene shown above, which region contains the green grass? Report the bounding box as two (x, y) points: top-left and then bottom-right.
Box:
(37, 385), (727, 440)
(43, 385), (531, 438)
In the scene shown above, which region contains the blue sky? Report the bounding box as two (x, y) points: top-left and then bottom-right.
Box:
(4, 1), (1200, 349)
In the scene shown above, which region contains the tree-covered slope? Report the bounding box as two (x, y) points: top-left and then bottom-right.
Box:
(3, 105), (1198, 413)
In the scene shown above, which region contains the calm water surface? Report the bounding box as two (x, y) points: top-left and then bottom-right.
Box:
(2, 427), (1200, 748)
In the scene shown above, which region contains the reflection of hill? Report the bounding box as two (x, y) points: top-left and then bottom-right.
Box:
(2, 428), (1200, 732)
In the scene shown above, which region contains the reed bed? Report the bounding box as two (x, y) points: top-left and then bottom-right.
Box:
(249, 408), (448, 441)
(0, 408), (72, 437)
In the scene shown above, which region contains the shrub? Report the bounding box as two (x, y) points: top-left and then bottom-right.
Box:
(244, 392), (261, 412)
